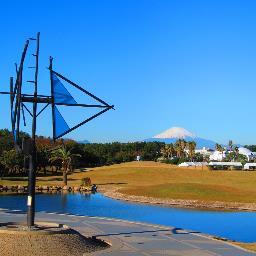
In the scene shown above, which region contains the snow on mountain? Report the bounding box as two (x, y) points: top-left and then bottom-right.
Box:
(145, 127), (217, 149)
(153, 127), (195, 139)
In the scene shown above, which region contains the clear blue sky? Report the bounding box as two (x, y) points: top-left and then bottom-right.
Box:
(0, 0), (256, 145)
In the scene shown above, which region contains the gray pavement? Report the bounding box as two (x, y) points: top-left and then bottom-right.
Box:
(0, 208), (254, 256)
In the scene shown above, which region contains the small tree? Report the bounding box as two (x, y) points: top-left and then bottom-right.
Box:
(49, 146), (81, 185)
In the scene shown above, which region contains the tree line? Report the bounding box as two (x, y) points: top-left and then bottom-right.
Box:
(1, 129), (255, 179)
(0, 129), (164, 177)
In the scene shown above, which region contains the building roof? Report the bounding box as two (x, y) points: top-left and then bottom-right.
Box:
(238, 147), (253, 155)
(178, 162), (208, 167)
(209, 162), (242, 167)
(244, 163), (256, 167)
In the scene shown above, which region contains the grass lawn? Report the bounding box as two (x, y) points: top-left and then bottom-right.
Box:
(85, 161), (256, 204)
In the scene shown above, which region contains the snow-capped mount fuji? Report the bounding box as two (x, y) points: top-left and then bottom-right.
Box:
(153, 127), (195, 139)
(144, 127), (217, 149)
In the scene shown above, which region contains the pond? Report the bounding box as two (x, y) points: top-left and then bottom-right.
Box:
(0, 192), (255, 243)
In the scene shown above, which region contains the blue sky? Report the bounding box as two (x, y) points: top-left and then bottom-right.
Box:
(0, 0), (256, 145)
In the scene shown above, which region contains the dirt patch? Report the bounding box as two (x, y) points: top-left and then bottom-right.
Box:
(0, 223), (110, 256)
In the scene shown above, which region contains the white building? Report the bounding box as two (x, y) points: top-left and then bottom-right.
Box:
(244, 163), (256, 170)
(209, 162), (243, 170)
(238, 147), (255, 161)
(209, 151), (226, 161)
(178, 162), (208, 167)
(195, 147), (213, 156)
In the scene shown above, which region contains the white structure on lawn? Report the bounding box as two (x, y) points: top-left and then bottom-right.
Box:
(238, 147), (255, 161)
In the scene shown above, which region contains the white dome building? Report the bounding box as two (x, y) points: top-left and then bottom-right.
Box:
(238, 147), (255, 161)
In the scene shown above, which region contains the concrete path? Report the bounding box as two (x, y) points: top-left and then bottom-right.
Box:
(0, 209), (254, 256)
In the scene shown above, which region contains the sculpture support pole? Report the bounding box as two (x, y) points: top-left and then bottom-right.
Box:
(27, 32), (40, 228)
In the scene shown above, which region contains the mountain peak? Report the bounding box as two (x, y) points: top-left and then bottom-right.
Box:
(153, 127), (195, 139)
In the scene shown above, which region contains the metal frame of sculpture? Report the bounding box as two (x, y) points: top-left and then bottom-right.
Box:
(0, 32), (114, 228)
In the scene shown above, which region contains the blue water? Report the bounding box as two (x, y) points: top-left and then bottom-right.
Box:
(0, 192), (255, 242)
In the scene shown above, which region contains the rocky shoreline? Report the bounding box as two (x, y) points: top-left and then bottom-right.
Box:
(0, 185), (93, 193)
(100, 186), (256, 212)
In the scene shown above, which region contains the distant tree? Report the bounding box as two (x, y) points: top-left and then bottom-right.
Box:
(245, 145), (256, 152)
(0, 129), (14, 155)
(215, 143), (224, 152)
(161, 144), (175, 159)
(180, 139), (187, 157)
(174, 140), (182, 158)
(167, 143), (175, 158)
(234, 146), (239, 161)
(228, 140), (233, 152)
(187, 141), (196, 161)
(0, 149), (23, 176)
(174, 139), (187, 158)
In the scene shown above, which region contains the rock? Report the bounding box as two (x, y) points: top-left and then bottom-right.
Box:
(73, 186), (81, 192)
(11, 186), (17, 191)
(37, 186), (43, 191)
(62, 186), (71, 191)
(17, 185), (24, 191)
(42, 186), (49, 191)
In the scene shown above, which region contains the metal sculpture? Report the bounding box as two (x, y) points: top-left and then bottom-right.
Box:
(0, 32), (114, 228)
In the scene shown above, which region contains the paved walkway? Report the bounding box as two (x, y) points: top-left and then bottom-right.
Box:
(0, 209), (254, 256)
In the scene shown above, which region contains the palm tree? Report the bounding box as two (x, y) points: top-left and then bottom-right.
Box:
(167, 143), (175, 159)
(174, 140), (185, 158)
(228, 140), (233, 152)
(234, 146), (239, 161)
(160, 144), (175, 159)
(187, 141), (196, 161)
(215, 143), (224, 152)
(49, 146), (81, 185)
(160, 146), (167, 159)
(180, 139), (187, 158)
(215, 143), (226, 160)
